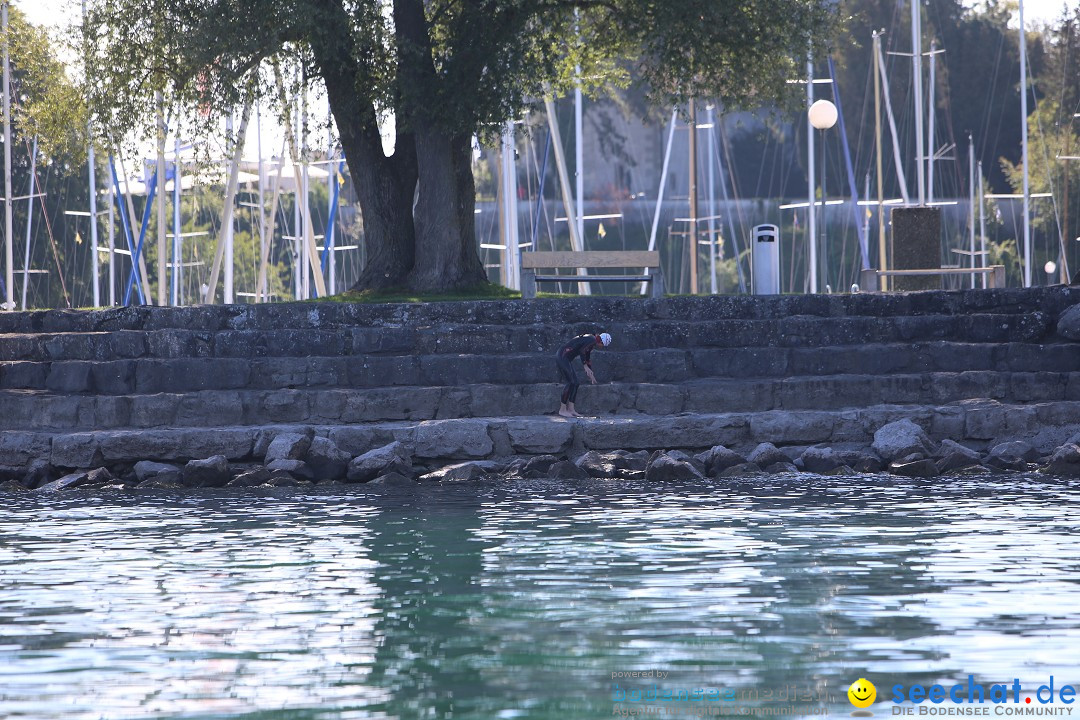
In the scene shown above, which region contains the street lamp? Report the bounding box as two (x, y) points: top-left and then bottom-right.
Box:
(808, 99), (837, 292)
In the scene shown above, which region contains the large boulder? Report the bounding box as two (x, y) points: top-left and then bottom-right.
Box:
(935, 440), (983, 474)
(799, 446), (844, 474)
(35, 467), (114, 493)
(419, 461), (502, 482)
(305, 436), (351, 481)
(183, 455), (231, 488)
(1056, 303), (1080, 340)
(347, 441), (412, 483)
(520, 455), (560, 478)
(267, 458), (316, 480)
(872, 419), (934, 461)
(747, 442), (789, 469)
(888, 458), (939, 478)
(1040, 443), (1080, 477)
(985, 440), (1036, 471)
(645, 453), (704, 482)
(264, 432), (313, 463)
(547, 460), (590, 480)
(695, 445), (746, 476)
(575, 450), (649, 478)
(227, 467), (272, 487)
(134, 460), (181, 484)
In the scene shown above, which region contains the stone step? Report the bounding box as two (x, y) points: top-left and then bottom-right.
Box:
(0, 312), (1058, 363)
(0, 287), (1075, 335)
(11, 400), (1080, 469)
(4, 371), (1076, 431)
(4, 342), (1076, 394)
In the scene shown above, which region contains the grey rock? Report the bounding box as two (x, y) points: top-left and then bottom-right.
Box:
(228, 467), (272, 487)
(24, 459), (54, 488)
(747, 442), (789, 469)
(505, 418), (574, 454)
(262, 471), (311, 487)
(305, 436), (351, 481)
(665, 450), (706, 473)
(267, 458), (315, 480)
(35, 470), (92, 492)
(645, 453), (704, 482)
(936, 439), (982, 461)
(264, 432), (312, 463)
(183, 455), (230, 488)
(799, 446), (844, 474)
(850, 456), (883, 473)
(347, 441), (412, 483)
(521, 455), (560, 478)
(0, 479), (29, 493)
(575, 450), (649, 478)
(1056, 303), (1080, 340)
(134, 460), (180, 482)
(872, 419), (935, 462)
(1039, 443), (1080, 476)
(987, 440), (1038, 463)
(889, 458), (939, 478)
(822, 465), (856, 476)
(765, 461), (799, 473)
(695, 445), (746, 476)
(547, 460), (590, 480)
(419, 461), (494, 482)
(0, 432), (52, 466)
(719, 462), (764, 477)
(413, 419), (494, 459)
(136, 476), (185, 490)
(367, 471), (415, 486)
(937, 452), (983, 473)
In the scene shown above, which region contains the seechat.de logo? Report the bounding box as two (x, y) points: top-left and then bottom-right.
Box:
(849, 678), (877, 716)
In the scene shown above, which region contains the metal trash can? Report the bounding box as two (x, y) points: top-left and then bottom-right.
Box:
(752, 224), (780, 295)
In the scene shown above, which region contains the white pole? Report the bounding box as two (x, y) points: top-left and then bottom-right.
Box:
(173, 129), (181, 305)
(707, 103), (717, 294)
(912, 0), (925, 204)
(156, 94), (167, 306)
(875, 40), (911, 204)
(224, 111), (235, 303)
(20, 138), (35, 310)
(543, 97), (588, 293)
(327, 101), (335, 295)
(256, 101), (267, 301)
(84, 3), (99, 308)
(574, 74), (584, 253)
(978, 160), (987, 289)
(293, 103), (301, 300)
(108, 174), (115, 305)
(807, 57), (817, 293)
(3, 1), (12, 310)
(1019, 0), (1031, 287)
(927, 39), (936, 205)
(641, 108), (677, 295)
(501, 121), (520, 290)
(301, 82), (310, 300)
(969, 134), (976, 288)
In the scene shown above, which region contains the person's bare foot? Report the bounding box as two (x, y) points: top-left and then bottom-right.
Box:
(558, 408), (575, 418)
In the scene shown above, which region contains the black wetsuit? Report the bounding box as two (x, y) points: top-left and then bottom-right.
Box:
(556, 334), (599, 404)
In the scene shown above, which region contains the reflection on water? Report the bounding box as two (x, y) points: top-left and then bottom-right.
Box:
(1, 475), (1078, 719)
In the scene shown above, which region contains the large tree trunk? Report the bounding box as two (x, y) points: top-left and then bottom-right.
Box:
(313, 0), (417, 293)
(407, 125), (486, 292)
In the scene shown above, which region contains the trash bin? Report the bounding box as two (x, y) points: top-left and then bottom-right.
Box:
(752, 224), (780, 295)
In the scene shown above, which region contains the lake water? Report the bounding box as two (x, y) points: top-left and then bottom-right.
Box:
(2, 475), (1079, 719)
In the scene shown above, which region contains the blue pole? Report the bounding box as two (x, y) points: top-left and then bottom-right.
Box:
(828, 56), (870, 270)
(109, 156), (144, 305)
(123, 173), (157, 306)
(530, 130), (551, 250)
(319, 159), (345, 284)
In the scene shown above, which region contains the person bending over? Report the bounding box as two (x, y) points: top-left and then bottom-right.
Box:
(555, 332), (612, 418)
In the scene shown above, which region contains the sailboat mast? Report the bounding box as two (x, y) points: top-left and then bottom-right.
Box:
(807, 56), (817, 294)
(3, 0), (12, 309)
(1019, 0), (1031, 287)
(874, 31), (886, 289)
(912, 0), (925, 204)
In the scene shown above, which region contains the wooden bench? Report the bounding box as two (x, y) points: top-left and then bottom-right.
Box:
(521, 251), (664, 299)
(859, 265), (1006, 292)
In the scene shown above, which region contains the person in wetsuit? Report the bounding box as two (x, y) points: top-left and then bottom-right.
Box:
(556, 332), (612, 417)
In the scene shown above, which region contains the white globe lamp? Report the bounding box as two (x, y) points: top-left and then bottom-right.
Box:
(808, 99), (837, 130)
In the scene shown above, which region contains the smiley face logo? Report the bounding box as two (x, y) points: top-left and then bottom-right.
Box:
(848, 678), (877, 709)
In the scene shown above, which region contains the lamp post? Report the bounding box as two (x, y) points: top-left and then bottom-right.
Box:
(808, 99), (837, 293)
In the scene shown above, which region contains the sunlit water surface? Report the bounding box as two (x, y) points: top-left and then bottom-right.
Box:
(1, 474), (1078, 719)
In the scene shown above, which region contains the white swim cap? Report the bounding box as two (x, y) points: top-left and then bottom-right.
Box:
(600, 332), (612, 346)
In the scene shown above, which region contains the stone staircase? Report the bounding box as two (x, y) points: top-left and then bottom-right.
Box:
(2, 287), (1079, 466)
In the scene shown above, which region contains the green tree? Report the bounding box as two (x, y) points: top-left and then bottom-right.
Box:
(83, 0), (837, 294)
